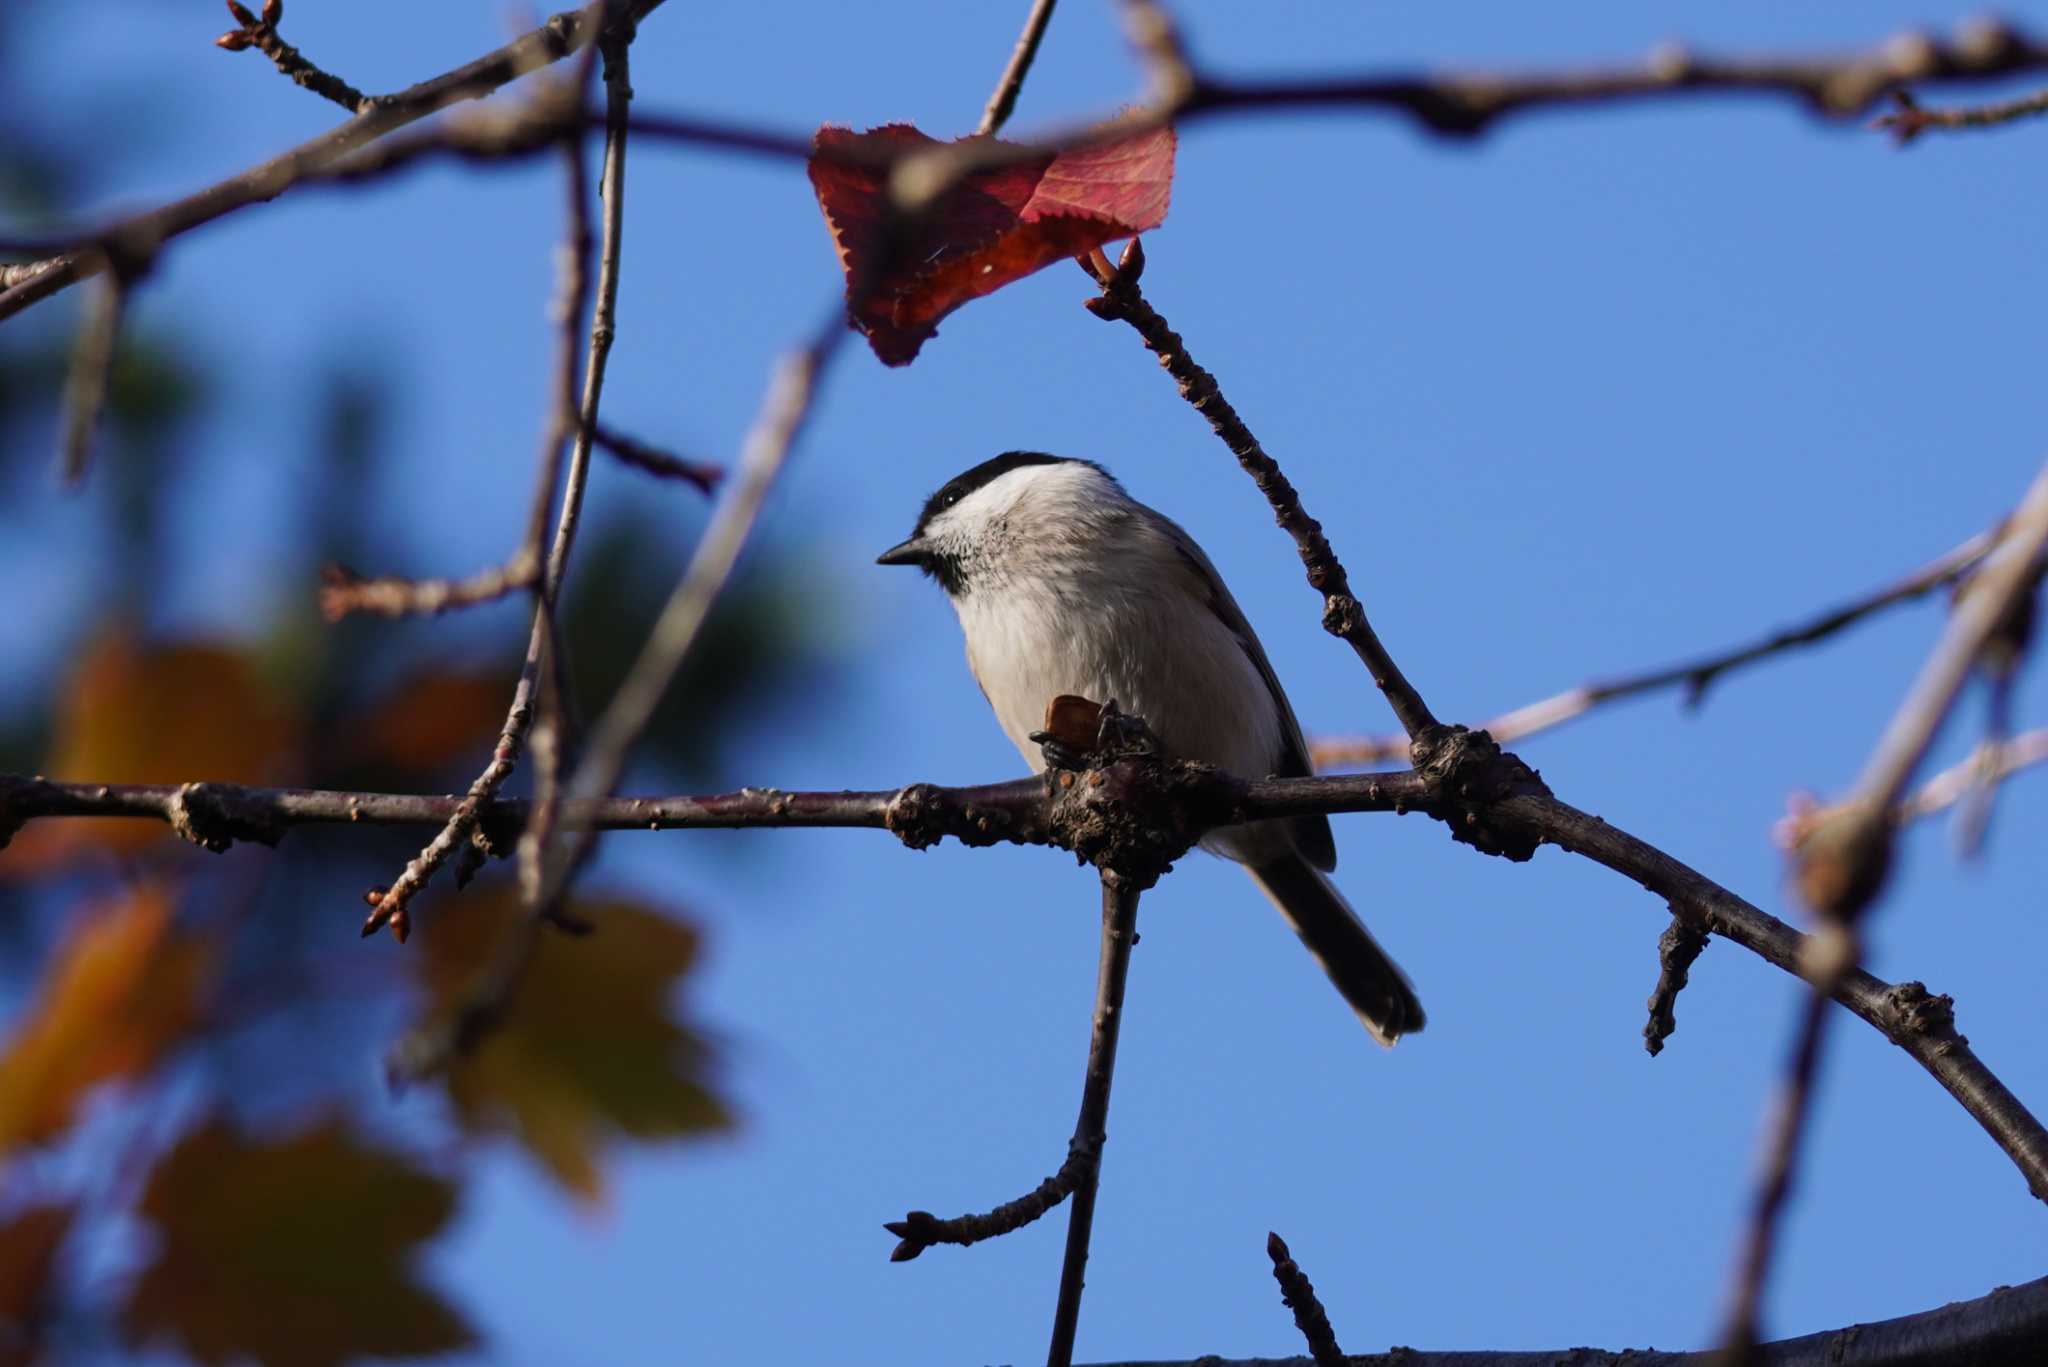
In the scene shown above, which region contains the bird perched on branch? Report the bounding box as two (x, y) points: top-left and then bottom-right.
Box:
(879, 452), (1423, 1044)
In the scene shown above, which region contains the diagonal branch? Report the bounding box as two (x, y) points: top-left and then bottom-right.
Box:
(1082, 241), (1439, 740)
(0, 0), (670, 322)
(1312, 520), (2005, 767)
(979, 0), (1061, 136)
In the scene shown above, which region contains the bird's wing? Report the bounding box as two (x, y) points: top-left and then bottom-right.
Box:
(1151, 511), (1338, 872)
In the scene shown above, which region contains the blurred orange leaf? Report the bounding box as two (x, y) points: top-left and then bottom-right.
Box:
(124, 1115), (473, 1367)
(8, 627), (296, 871)
(808, 122), (1175, 364)
(354, 668), (506, 777)
(0, 883), (214, 1161)
(0, 1204), (74, 1367)
(419, 889), (729, 1204)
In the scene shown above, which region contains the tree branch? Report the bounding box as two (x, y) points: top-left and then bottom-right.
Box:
(979, 0), (1061, 136)
(1070, 1268), (2048, 1366)
(0, 0), (670, 322)
(1266, 1233), (1346, 1367)
(14, 17), (2048, 323)
(215, 0), (372, 115)
(1047, 876), (1141, 1367)
(1312, 521), (2004, 767)
(8, 761), (2045, 1205)
(1081, 241), (1439, 741)
(1876, 85), (2048, 144)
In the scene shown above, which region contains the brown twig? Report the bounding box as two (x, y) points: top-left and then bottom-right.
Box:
(1719, 988), (1837, 1362)
(1644, 914), (1710, 1057)
(1717, 463), (2048, 1359)
(591, 423), (721, 492)
(1066, 1269), (2048, 1364)
(528, 314), (846, 918)
(884, 1141), (1096, 1262)
(978, 0), (1061, 136)
(1081, 241), (1439, 741)
(1793, 464), (2048, 925)
(359, 35), (612, 938)
(1046, 876), (1141, 1367)
(0, 0), (668, 322)
(214, 0), (373, 115)
(1876, 85), (2048, 144)
(1266, 1232), (1346, 1367)
(317, 555), (539, 620)
(1312, 521), (2005, 767)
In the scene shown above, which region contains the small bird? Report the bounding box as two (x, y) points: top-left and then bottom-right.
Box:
(879, 452), (1423, 1044)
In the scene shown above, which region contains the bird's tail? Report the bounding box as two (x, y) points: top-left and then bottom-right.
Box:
(1247, 856), (1425, 1047)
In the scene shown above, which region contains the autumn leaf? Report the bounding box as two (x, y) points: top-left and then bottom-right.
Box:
(0, 883), (214, 1161)
(417, 888), (729, 1204)
(809, 122), (1175, 364)
(124, 1115), (474, 1367)
(6, 626), (297, 871)
(0, 1204), (74, 1367)
(353, 667), (508, 777)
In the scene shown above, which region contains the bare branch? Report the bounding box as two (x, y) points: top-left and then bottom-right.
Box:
(1266, 1232), (1346, 1367)
(1794, 463), (2048, 924)
(1047, 876), (1141, 1367)
(1876, 85), (2048, 144)
(317, 555), (539, 620)
(1313, 521), (2004, 767)
(1069, 1267), (2048, 1366)
(0, 0), (670, 322)
(12, 761), (2044, 1209)
(1898, 727), (2048, 823)
(884, 1142), (1096, 1261)
(215, 0), (373, 115)
(14, 17), (2048, 325)
(978, 0), (1061, 136)
(1082, 241), (1439, 741)
(591, 422), (720, 492)
(530, 316), (846, 916)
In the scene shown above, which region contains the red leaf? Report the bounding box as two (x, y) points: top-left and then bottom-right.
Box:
(808, 122), (1175, 365)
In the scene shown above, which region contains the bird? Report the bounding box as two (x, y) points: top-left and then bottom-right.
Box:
(877, 452), (1423, 1044)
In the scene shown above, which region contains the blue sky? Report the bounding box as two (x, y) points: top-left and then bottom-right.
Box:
(7, 2), (2048, 1363)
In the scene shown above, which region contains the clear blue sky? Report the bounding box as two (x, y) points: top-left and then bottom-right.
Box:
(7, 2), (2048, 1363)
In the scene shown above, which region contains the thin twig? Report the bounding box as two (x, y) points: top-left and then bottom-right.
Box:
(360, 38), (608, 937)
(317, 555), (539, 620)
(1899, 727), (2048, 823)
(1266, 1232), (1346, 1367)
(1718, 989), (1836, 1361)
(0, 0), (668, 321)
(1313, 521), (2004, 767)
(1081, 241), (1438, 740)
(1717, 464), (2048, 1358)
(1793, 463), (2048, 923)
(978, 0), (1061, 135)
(884, 1144), (1096, 1261)
(591, 422), (720, 492)
(55, 272), (130, 488)
(1060, 1269), (2048, 1365)
(1047, 876), (1141, 1367)
(1644, 914), (1710, 1057)
(215, 0), (373, 114)
(530, 315), (845, 916)
(1876, 85), (2048, 144)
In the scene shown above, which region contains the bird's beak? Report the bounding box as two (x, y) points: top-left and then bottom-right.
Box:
(876, 536), (931, 567)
